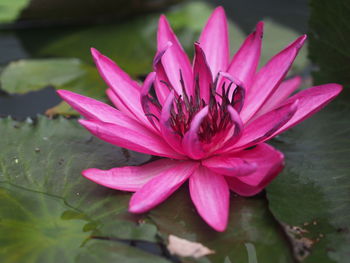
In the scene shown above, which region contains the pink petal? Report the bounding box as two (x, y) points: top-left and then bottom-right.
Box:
(157, 15), (193, 96)
(228, 100), (298, 151)
(159, 91), (185, 154)
(240, 35), (306, 123)
(79, 119), (185, 159)
(226, 144), (284, 196)
(199, 6), (229, 77)
(271, 83), (342, 136)
(193, 43), (213, 103)
(140, 72), (161, 131)
(202, 156), (257, 177)
(106, 88), (131, 117)
(227, 21), (264, 89)
(82, 159), (180, 192)
(57, 89), (127, 124)
(153, 43), (172, 105)
(189, 166), (229, 232)
(91, 48), (148, 126)
(182, 106), (209, 160)
(253, 76), (302, 119)
(129, 161), (198, 213)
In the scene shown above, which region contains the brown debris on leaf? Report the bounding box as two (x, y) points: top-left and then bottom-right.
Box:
(282, 223), (319, 261)
(167, 235), (215, 258)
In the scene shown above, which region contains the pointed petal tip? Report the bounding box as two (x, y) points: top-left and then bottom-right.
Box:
(213, 5), (225, 14)
(296, 34), (307, 48)
(128, 203), (146, 214)
(256, 21), (264, 33)
(90, 47), (101, 58)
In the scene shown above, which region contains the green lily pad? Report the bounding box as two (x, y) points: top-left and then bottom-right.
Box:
(0, 0), (30, 23)
(148, 187), (294, 263)
(0, 59), (108, 115)
(309, 0), (350, 90)
(0, 116), (164, 262)
(266, 99), (350, 262)
(76, 239), (170, 263)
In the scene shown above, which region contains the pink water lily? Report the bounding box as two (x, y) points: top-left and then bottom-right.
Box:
(57, 7), (342, 231)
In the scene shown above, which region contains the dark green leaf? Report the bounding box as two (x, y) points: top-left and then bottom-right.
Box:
(0, 117), (161, 262)
(148, 187), (294, 263)
(309, 0), (350, 90)
(266, 100), (350, 262)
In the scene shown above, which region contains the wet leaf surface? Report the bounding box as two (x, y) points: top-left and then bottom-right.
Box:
(148, 187), (294, 263)
(309, 0), (350, 90)
(0, 116), (166, 262)
(266, 99), (350, 262)
(0, 59), (107, 115)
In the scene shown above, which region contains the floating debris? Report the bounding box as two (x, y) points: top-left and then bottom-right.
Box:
(167, 234), (214, 258)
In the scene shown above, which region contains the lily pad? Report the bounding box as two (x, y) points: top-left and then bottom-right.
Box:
(266, 99), (350, 262)
(0, 116), (164, 262)
(0, 0), (30, 23)
(309, 0), (350, 90)
(148, 187), (294, 263)
(0, 59), (107, 115)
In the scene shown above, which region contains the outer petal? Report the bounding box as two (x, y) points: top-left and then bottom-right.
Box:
(227, 21), (263, 89)
(189, 166), (230, 232)
(225, 143), (284, 196)
(254, 76), (302, 118)
(158, 15), (193, 96)
(106, 88), (132, 117)
(202, 156), (257, 177)
(271, 83), (342, 136)
(79, 119), (185, 159)
(82, 159), (180, 192)
(222, 100), (298, 152)
(198, 6), (229, 77)
(182, 106), (209, 160)
(91, 48), (150, 127)
(240, 35), (306, 123)
(129, 161), (199, 213)
(57, 89), (130, 124)
(193, 43), (213, 103)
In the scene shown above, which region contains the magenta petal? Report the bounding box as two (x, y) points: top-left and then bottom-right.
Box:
(226, 144), (284, 196)
(254, 76), (302, 119)
(79, 119), (185, 159)
(83, 159), (180, 192)
(140, 72), (161, 131)
(189, 166), (229, 232)
(193, 43), (213, 103)
(227, 21), (263, 89)
(159, 92), (185, 154)
(199, 6), (229, 77)
(240, 35), (306, 123)
(271, 83), (342, 136)
(202, 156), (257, 177)
(157, 15), (193, 96)
(153, 42), (172, 105)
(182, 106), (209, 160)
(91, 48), (150, 126)
(57, 89), (128, 124)
(229, 100), (298, 150)
(129, 161), (198, 213)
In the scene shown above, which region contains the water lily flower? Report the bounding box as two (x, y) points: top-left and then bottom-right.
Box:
(57, 7), (342, 231)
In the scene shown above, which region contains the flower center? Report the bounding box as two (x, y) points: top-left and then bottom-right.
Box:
(146, 71), (245, 143)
